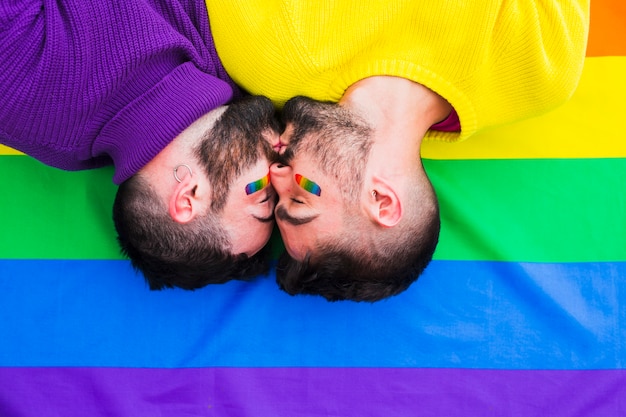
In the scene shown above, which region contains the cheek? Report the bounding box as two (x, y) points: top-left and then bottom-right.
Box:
(276, 223), (308, 261)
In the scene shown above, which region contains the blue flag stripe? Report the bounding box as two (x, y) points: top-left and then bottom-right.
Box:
(1, 259), (624, 370)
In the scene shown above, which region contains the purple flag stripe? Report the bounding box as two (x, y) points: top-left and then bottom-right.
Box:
(1, 367), (624, 417)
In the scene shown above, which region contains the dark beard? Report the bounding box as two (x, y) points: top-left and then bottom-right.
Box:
(195, 95), (280, 210)
(278, 95), (372, 201)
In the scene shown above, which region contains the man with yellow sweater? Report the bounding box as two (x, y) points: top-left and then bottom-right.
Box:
(206, 0), (589, 301)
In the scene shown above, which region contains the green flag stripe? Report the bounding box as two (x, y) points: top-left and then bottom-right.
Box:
(0, 157), (121, 259)
(426, 158), (626, 262)
(2, 156), (624, 262)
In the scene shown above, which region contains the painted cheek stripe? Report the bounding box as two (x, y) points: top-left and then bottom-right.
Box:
(245, 172), (270, 195)
(295, 174), (321, 196)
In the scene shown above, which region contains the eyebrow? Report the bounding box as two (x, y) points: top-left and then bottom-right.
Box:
(275, 205), (318, 226)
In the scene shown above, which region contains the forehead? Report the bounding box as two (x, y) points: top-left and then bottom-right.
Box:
(275, 183), (347, 261)
(277, 209), (347, 261)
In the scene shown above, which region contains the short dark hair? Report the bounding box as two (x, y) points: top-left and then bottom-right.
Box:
(113, 174), (269, 290)
(276, 182), (440, 302)
(112, 96), (277, 290)
(275, 95), (440, 302)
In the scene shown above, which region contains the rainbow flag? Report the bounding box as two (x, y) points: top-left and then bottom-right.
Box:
(1, 1), (624, 415)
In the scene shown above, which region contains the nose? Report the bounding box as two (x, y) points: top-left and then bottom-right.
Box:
(269, 162), (293, 195)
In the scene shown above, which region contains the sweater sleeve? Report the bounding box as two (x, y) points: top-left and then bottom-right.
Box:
(207, 0), (588, 143)
(0, 0), (237, 184)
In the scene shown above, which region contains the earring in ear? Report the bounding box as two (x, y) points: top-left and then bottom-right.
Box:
(371, 190), (377, 198)
(173, 164), (193, 183)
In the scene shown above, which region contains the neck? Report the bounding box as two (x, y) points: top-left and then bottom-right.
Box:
(340, 76), (451, 177)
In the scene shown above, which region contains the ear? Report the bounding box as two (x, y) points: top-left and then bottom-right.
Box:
(364, 177), (402, 227)
(168, 175), (202, 224)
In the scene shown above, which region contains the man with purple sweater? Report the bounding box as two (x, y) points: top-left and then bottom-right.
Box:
(0, 1), (280, 289)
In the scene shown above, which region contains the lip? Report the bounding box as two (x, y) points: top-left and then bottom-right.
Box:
(263, 129), (286, 153)
(273, 141), (289, 154)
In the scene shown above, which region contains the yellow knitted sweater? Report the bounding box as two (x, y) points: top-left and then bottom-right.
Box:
(205, 0), (589, 142)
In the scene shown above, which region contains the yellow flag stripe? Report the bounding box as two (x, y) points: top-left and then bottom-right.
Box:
(422, 57), (626, 160)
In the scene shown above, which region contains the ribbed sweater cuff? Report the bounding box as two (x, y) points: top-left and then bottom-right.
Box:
(332, 59), (477, 143)
(95, 62), (234, 184)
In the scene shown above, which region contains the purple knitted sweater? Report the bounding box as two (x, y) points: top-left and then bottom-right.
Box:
(0, 1), (240, 184)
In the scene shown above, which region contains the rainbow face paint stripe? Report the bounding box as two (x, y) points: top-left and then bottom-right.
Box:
(295, 174), (321, 196)
(245, 172), (270, 195)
